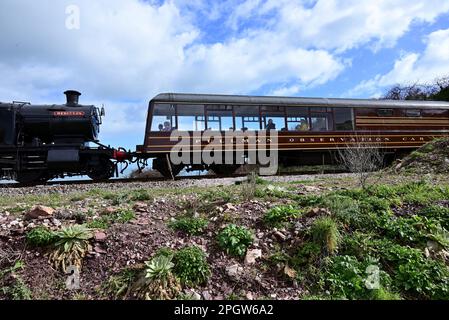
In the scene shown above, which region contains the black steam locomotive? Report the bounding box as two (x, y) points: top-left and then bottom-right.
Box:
(0, 90), (128, 183)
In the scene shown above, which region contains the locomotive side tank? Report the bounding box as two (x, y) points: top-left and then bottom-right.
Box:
(18, 91), (101, 144)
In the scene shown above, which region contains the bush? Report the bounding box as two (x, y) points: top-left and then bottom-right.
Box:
(26, 226), (57, 247)
(172, 246), (211, 286)
(321, 195), (362, 227)
(217, 224), (253, 257)
(380, 243), (449, 298)
(310, 217), (341, 254)
(263, 205), (300, 227)
(169, 217), (209, 235)
(325, 255), (396, 300)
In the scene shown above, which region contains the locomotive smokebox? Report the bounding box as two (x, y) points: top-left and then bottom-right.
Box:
(64, 90), (81, 106)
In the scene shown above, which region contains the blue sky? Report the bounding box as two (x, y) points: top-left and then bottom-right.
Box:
(1, 0), (449, 151)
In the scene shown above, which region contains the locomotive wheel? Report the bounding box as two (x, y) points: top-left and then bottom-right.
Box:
(88, 159), (115, 182)
(211, 164), (241, 176)
(15, 171), (48, 184)
(153, 157), (184, 179)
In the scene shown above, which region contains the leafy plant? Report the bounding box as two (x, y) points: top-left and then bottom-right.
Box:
(217, 224), (253, 257)
(138, 254), (181, 300)
(169, 216), (209, 235)
(103, 268), (140, 300)
(321, 195), (362, 227)
(380, 243), (449, 298)
(310, 217), (341, 254)
(419, 205), (449, 229)
(324, 255), (396, 300)
(48, 225), (93, 272)
(263, 205), (300, 227)
(172, 246), (211, 286)
(26, 226), (57, 247)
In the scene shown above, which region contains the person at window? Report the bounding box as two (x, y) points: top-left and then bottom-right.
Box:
(296, 119), (309, 131)
(158, 124), (164, 131)
(266, 119), (276, 130)
(163, 121), (172, 131)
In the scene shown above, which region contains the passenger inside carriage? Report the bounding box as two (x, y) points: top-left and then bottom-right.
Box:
(296, 120), (309, 131)
(163, 121), (172, 131)
(266, 119), (276, 130)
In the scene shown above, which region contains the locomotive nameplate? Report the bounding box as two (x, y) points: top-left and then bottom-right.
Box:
(52, 111), (85, 116)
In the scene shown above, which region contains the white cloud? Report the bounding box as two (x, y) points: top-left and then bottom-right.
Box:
(227, 0), (449, 51)
(269, 85), (302, 96)
(349, 28), (449, 97)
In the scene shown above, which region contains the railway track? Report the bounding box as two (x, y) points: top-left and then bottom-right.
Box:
(0, 169), (348, 189)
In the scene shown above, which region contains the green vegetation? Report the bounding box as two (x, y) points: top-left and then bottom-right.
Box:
(139, 254), (181, 300)
(103, 267), (140, 299)
(287, 180), (449, 300)
(48, 225), (93, 272)
(263, 205), (300, 227)
(0, 261), (32, 300)
(169, 216), (209, 235)
(217, 224), (254, 257)
(87, 208), (136, 229)
(172, 246), (211, 286)
(26, 226), (57, 247)
(310, 217), (341, 254)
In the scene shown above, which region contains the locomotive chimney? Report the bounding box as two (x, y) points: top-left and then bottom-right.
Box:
(64, 90), (81, 106)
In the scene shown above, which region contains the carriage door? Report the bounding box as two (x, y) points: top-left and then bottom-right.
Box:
(205, 105), (234, 131)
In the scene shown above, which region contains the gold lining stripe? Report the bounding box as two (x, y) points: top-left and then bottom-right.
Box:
(143, 145), (424, 153)
(147, 133), (449, 139)
(144, 141), (432, 148)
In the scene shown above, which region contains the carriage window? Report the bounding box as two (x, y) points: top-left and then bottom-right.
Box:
(377, 109), (394, 116)
(176, 104), (206, 131)
(334, 108), (354, 130)
(235, 106), (261, 131)
(404, 109), (421, 117)
(421, 109), (448, 117)
(310, 112), (333, 131)
(206, 105), (234, 131)
(151, 103), (176, 131)
(261, 106), (286, 131)
(286, 107), (309, 131)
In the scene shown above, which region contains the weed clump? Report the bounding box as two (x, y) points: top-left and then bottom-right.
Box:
(217, 224), (253, 257)
(26, 226), (57, 247)
(263, 205), (300, 227)
(310, 217), (341, 254)
(172, 246), (211, 286)
(169, 216), (209, 235)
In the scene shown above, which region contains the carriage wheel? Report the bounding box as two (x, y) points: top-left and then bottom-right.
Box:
(153, 157), (184, 179)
